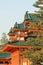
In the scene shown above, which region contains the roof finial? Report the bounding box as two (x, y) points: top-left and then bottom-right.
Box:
(24, 11), (29, 20)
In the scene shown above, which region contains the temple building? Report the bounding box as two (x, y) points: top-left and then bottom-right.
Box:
(0, 11), (43, 65)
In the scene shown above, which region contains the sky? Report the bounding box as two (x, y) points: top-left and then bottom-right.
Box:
(0, 0), (37, 38)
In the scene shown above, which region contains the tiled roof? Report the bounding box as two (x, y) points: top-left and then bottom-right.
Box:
(24, 11), (40, 22)
(14, 23), (28, 29)
(0, 52), (11, 58)
(8, 41), (28, 46)
(29, 14), (40, 22)
(8, 40), (43, 46)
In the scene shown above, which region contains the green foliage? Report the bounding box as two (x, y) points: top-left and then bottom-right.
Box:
(21, 47), (43, 65)
(30, 21), (43, 28)
(33, 0), (43, 20)
(26, 30), (43, 46)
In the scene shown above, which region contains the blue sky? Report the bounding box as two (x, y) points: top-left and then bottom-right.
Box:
(0, 0), (37, 38)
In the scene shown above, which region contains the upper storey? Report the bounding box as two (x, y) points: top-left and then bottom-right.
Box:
(8, 11), (42, 43)
(24, 11), (40, 22)
(8, 11), (41, 36)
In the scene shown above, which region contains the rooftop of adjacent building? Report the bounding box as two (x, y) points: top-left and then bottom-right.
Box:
(0, 52), (11, 58)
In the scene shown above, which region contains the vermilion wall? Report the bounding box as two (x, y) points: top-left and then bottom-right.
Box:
(10, 50), (31, 65)
(11, 50), (20, 65)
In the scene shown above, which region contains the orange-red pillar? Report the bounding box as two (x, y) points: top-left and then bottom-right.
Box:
(11, 50), (20, 65)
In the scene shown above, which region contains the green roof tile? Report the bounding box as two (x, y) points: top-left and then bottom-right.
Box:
(29, 15), (40, 22)
(14, 23), (28, 29)
(8, 41), (27, 46)
(0, 52), (11, 58)
(8, 40), (43, 46)
(24, 11), (40, 22)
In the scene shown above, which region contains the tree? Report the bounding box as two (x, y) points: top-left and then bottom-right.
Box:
(33, 0), (43, 20)
(26, 37), (43, 46)
(21, 47), (43, 65)
(1, 33), (8, 45)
